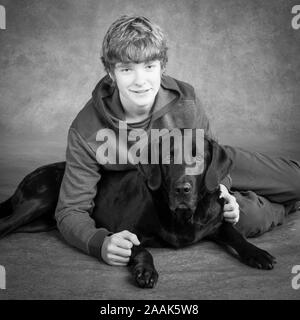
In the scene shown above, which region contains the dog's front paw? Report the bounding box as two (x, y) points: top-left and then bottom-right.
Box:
(133, 264), (158, 288)
(240, 246), (276, 270)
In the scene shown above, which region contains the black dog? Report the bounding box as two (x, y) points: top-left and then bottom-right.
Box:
(0, 132), (276, 288)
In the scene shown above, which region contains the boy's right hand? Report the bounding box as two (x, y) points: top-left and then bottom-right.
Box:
(101, 230), (140, 266)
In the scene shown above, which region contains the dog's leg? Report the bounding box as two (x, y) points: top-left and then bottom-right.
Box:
(0, 199), (55, 238)
(14, 215), (57, 233)
(0, 162), (64, 238)
(214, 222), (276, 270)
(128, 245), (158, 288)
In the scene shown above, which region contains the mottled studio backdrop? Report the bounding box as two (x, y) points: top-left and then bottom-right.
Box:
(0, 0), (299, 198)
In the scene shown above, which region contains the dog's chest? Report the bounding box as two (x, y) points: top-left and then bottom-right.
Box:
(158, 219), (222, 248)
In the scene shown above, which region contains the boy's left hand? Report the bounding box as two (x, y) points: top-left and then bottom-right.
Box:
(219, 184), (239, 224)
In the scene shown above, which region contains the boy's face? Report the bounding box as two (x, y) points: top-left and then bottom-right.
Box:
(112, 60), (162, 120)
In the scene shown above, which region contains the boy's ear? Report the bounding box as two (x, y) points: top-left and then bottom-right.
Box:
(204, 140), (233, 193)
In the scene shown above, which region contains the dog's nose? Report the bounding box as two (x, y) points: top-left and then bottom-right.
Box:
(175, 182), (192, 195)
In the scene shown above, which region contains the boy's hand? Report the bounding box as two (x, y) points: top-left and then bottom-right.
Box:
(220, 184), (239, 224)
(101, 230), (140, 266)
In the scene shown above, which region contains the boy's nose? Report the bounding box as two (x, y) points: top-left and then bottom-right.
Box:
(133, 70), (147, 86)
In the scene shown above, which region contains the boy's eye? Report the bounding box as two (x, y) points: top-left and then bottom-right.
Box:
(121, 68), (131, 72)
(146, 64), (155, 69)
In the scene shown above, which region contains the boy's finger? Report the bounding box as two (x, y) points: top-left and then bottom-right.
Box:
(108, 254), (130, 264)
(224, 203), (235, 212)
(224, 217), (239, 224)
(223, 212), (240, 219)
(109, 244), (132, 257)
(224, 215), (239, 220)
(113, 236), (133, 249)
(121, 231), (140, 246)
(106, 258), (129, 266)
(223, 211), (236, 218)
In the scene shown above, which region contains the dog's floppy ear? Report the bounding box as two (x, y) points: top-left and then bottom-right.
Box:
(137, 132), (163, 191)
(205, 140), (233, 193)
(139, 164), (162, 191)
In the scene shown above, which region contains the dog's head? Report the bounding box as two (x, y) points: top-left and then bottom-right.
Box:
(138, 129), (232, 245)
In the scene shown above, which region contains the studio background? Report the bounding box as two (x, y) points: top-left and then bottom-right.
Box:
(1, 0), (300, 300)
(0, 0), (299, 199)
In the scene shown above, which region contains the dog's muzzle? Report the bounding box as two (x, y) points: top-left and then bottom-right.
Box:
(174, 206), (194, 222)
(169, 180), (198, 222)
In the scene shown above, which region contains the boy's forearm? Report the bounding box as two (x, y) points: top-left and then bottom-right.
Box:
(55, 207), (111, 259)
(55, 127), (108, 259)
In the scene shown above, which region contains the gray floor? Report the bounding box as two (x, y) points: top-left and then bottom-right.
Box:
(0, 140), (299, 300)
(0, 212), (299, 300)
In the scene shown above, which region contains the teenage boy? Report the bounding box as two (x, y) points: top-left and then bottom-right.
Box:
(55, 15), (300, 266)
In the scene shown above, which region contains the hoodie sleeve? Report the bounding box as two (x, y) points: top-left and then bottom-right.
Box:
(194, 97), (232, 190)
(55, 128), (111, 260)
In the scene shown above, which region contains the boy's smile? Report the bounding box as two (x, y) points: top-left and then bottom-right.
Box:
(112, 60), (162, 122)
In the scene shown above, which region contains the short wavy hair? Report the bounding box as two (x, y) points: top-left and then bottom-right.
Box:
(101, 15), (168, 74)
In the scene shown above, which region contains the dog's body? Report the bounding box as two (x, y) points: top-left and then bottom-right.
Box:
(0, 133), (276, 288)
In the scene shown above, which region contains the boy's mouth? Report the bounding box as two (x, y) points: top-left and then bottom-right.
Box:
(130, 88), (152, 94)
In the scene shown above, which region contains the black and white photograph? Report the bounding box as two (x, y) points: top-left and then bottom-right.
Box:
(0, 0), (300, 304)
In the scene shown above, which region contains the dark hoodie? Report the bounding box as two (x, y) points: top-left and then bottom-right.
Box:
(54, 74), (232, 260)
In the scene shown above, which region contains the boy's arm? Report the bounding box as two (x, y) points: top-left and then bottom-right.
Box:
(55, 127), (111, 260)
(194, 97), (216, 141)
